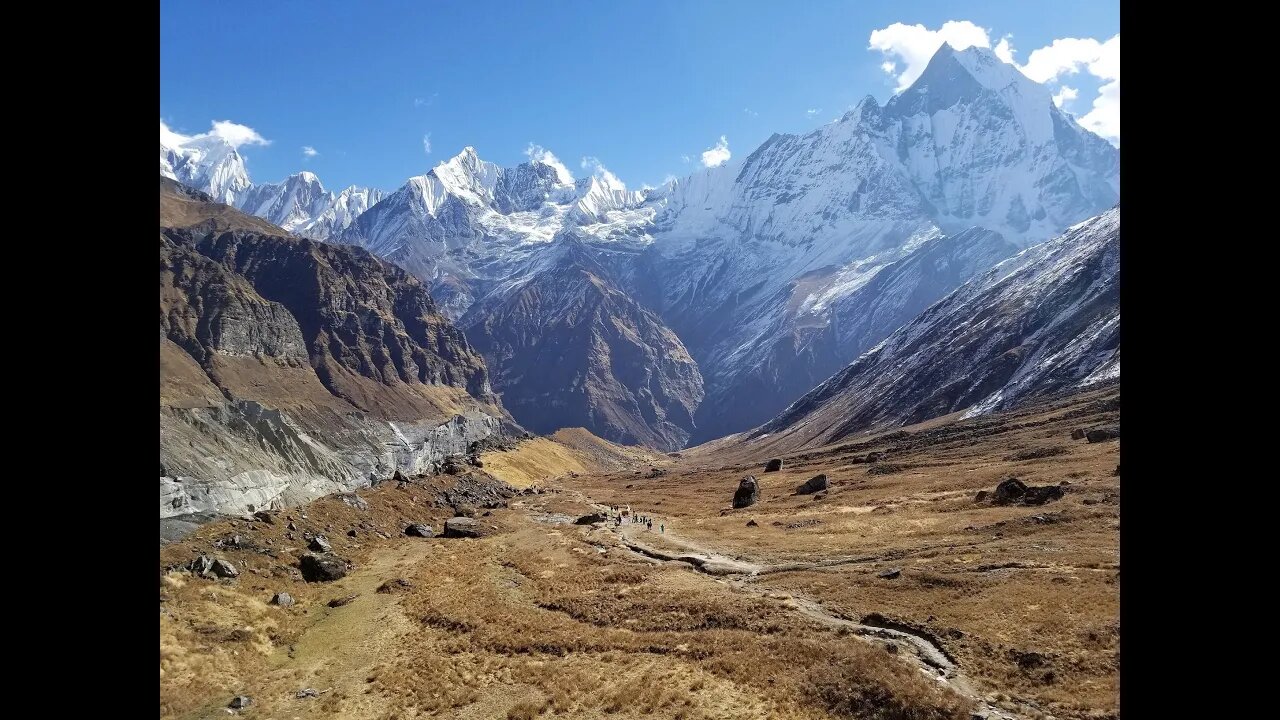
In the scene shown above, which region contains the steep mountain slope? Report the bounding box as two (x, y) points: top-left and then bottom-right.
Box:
(461, 238), (703, 450)
(160, 179), (507, 517)
(747, 206), (1119, 450)
(646, 43), (1118, 440)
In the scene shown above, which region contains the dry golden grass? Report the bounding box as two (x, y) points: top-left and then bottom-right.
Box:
(158, 388), (1117, 720)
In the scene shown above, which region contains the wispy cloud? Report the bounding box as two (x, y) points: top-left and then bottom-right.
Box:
(524, 143), (574, 183)
(806, 108), (822, 117)
(701, 136), (730, 168)
(413, 93), (439, 108)
(160, 119), (271, 149)
(681, 155), (691, 164)
(867, 21), (1120, 144)
(422, 133), (432, 155)
(581, 156), (625, 189)
(743, 107), (759, 117)
(302, 146), (318, 158)
(1052, 86), (1079, 108)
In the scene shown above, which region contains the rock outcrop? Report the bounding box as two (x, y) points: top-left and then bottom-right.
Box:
(733, 476), (760, 509)
(160, 178), (510, 519)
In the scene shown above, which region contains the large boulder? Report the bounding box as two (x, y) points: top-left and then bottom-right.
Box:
(187, 555), (238, 579)
(733, 476), (760, 509)
(763, 459), (783, 472)
(1022, 486), (1066, 506)
(992, 478), (1028, 505)
(271, 592), (294, 607)
(337, 493), (369, 511)
(444, 517), (484, 538)
(795, 474), (828, 495)
(299, 554), (348, 582)
(308, 536), (333, 553)
(1070, 429), (1087, 440)
(1086, 427), (1120, 443)
(574, 513), (607, 525)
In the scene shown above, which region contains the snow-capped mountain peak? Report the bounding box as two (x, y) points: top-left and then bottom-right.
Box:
(160, 132), (252, 206)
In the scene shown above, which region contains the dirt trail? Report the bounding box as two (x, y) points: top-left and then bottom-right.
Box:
(570, 497), (1023, 720)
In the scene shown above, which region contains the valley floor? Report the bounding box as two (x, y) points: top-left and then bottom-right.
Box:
(159, 387), (1119, 720)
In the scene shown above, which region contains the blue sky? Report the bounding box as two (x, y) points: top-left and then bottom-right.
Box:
(160, 0), (1119, 192)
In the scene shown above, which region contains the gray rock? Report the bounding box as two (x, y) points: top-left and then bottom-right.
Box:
(187, 555), (215, 576)
(1086, 426), (1120, 442)
(733, 476), (760, 509)
(228, 696), (252, 709)
(296, 688), (319, 699)
(271, 592), (294, 607)
(210, 558), (239, 578)
(763, 458), (782, 472)
(746, 519), (758, 527)
(795, 474), (828, 495)
(327, 594), (358, 608)
(299, 554), (348, 582)
(253, 510), (275, 524)
(337, 493), (369, 510)
(992, 478), (1028, 505)
(404, 523), (434, 538)
(877, 568), (902, 579)
(308, 536), (332, 553)
(1070, 429), (1086, 440)
(443, 517), (483, 538)
(574, 513), (607, 525)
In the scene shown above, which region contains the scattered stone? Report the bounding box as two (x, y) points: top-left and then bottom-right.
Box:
(337, 493), (369, 511)
(440, 456), (464, 474)
(271, 592), (294, 607)
(228, 696), (251, 709)
(481, 510), (493, 517)
(1113, 465), (1121, 476)
(1071, 429), (1086, 440)
(308, 536), (332, 553)
(253, 511), (274, 524)
(391, 470), (407, 484)
(296, 688), (319, 699)
(992, 478), (1028, 505)
(784, 518), (822, 529)
(574, 513), (607, 525)
(1021, 485), (1065, 506)
(974, 490), (989, 502)
(444, 517), (484, 538)
(453, 504), (477, 518)
(746, 519), (758, 527)
(404, 523), (434, 538)
(327, 594), (358, 608)
(377, 578), (414, 594)
(886, 642), (899, 654)
(771, 521), (783, 526)
(877, 568), (902, 579)
(733, 476), (760, 508)
(287, 521), (297, 531)
(1086, 426), (1120, 443)
(299, 554), (348, 582)
(763, 459), (783, 472)
(795, 474), (829, 495)
(187, 555), (215, 576)
(347, 529), (358, 537)
(865, 451), (884, 463)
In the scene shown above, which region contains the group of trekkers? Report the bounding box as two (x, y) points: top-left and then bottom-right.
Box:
(605, 505), (664, 534)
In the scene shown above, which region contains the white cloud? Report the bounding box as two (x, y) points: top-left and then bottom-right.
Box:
(302, 146), (318, 157)
(806, 108), (822, 117)
(867, 22), (1119, 144)
(422, 134), (432, 155)
(681, 155), (691, 164)
(1052, 86), (1079, 108)
(524, 143), (575, 183)
(160, 119), (270, 149)
(994, 35), (1016, 65)
(868, 20), (992, 91)
(414, 93), (438, 108)
(581, 156), (625, 189)
(743, 107), (759, 117)
(701, 136), (730, 168)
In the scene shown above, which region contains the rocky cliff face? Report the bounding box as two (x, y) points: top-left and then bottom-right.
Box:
(160, 178), (507, 517)
(751, 207), (1120, 450)
(461, 239), (703, 450)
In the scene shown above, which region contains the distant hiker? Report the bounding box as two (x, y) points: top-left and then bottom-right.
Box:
(660, 523), (665, 534)
(647, 519), (653, 531)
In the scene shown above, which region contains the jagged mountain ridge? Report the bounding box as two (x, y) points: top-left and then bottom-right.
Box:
(161, 43), (1119, 448)
(159, 178), (507, 518)
(159, 134), (383, 240)
(748, 206), (1120, 450)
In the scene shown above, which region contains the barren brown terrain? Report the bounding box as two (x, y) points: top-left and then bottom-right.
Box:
(159, 386), (1118, 720)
